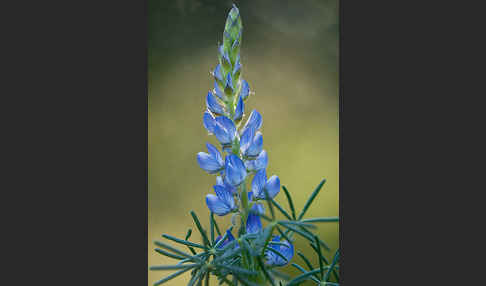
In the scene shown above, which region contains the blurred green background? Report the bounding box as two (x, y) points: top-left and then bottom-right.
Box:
(149, 0), (339, 284)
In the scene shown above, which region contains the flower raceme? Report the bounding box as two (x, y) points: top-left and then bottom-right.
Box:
(195, 2), (293, 273)
(196, 3), (290, 266)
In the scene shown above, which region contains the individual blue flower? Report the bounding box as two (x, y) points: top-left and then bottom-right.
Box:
(206, 91), (225, 115)
(240, 79), (250, 101)
(251, 169), (280, 200)
(265, 236), (294, 266)
(241, 109), (262, 134)
(245, 150), (268, 171)
(206, 184), (236, 216)
(234, 96), (244, 122)
(203, 111), (217, 134)
(246, 204), (262, 234)
(215, 229), (236, 249)
(240, 126), (263, 158)
(224, 154), (247, 186)
(197, 143), (224, 174)
(213, 116), (237, 146)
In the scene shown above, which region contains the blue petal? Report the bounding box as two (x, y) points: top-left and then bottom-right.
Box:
(265, 236), (294, 266)
(203, 111), (216, 134)
(206, 194), (232, 216)
(246, 132), (263, 157)
(197, 152), (222, 174)
(253, 150), (268, 171)
(214, 116), (236, 145)
(225, 154), (247, 186)
(206, 143), (223, 167)
(240, 80), (250, 100)
(213, 64), (223, 82)
(234, 96), (244, 122)
(214, 185), (235, 210)
(215, 176), (237, 194)
(241, 110), (262, 134)
(216, 229), (237, 249)
(253, 202), (265, 215)
(246, 212), (262, 234)
(213, 123), (231, 145)
(206, 91), (225, 115)
(214, 81), (225, 100)
(239, 126), (254, 155)
(265, 175), (280, 199)
(252, 169), (266, 198)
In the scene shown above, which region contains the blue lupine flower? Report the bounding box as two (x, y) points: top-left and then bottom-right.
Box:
(240, 127), (263, 158)
(206, 184), (236, 216)
(203, 111), (217, 134)
(206, 91), (225, 115)
(216, 175), (237, 194)
(224, 154), (247, 186)
(213, 116), (237, 146)
(251, 169), (280, 200)
(245, 150), (268, 172)
(246, 204), (262, 234)
(215, 229), (236, 249)
(241, 110), (262, 134)
(234, 96), (244, 122)
(197, 143), (224, 174)
(265, 236), (294, 266)
(240, 80), (250, 101)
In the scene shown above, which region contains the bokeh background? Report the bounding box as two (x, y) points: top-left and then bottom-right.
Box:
(149, 0), (339, 284)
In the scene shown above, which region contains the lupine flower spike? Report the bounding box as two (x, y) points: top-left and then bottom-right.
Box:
(151, 5), (339, 286)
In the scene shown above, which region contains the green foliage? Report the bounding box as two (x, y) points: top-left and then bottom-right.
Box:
(151, 179), (339, 285)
